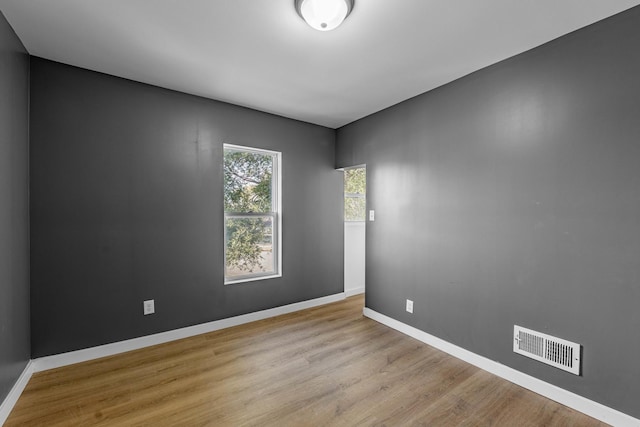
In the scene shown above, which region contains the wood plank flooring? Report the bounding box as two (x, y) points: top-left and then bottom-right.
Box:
(6, 295), (607, 426)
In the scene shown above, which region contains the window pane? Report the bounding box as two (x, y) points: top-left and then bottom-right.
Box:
(224, 150), (273, 213)
(344, 168), (366, 195)
(345, 196), (366, 221)
(225, 216), (275, 279)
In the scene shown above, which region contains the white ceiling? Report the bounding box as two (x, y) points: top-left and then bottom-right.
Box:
(1, 0), (639, 129)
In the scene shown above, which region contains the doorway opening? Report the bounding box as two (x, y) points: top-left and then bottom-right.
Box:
(343, 166), (366, 297)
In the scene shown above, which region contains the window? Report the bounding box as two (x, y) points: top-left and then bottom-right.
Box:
(344, 167), (366, 221)
(224, 144), (281, 284)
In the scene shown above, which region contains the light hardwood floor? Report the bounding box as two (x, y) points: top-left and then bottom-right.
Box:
(7, 295), (607, 426)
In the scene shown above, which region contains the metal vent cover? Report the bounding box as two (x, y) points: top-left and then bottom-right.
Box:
(514, 325), (581, 375)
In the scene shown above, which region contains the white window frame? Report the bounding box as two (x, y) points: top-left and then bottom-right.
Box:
(224, 144), (282, 285)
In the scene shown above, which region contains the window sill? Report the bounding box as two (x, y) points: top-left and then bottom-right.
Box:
(224, 273), (282, 285)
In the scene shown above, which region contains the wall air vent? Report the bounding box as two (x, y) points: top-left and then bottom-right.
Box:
(514, 325), (581, 375)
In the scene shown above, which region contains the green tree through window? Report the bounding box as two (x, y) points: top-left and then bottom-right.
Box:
(224, 145), (280, 282)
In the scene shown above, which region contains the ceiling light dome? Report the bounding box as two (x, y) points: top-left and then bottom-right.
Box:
(295, 0), (354, 31)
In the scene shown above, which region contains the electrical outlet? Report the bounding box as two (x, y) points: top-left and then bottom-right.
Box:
(143, 299), (155, 315)
(369, 210), (375, 221)
(406, 299), (413, 314)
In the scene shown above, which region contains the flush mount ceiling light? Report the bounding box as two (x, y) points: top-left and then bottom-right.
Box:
(295, 0), (354, 31)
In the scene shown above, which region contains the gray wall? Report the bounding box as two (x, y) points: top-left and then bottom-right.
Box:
(336, 6), (640, 418)
(0, 11), (30, 402)
(30, 58), (343, 358)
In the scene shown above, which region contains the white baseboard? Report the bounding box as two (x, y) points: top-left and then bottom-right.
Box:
(0, 360), (34, 426)
(345, 287), (365, 297)
(32, 292), (346, 372)
(363, 308), (640, 427)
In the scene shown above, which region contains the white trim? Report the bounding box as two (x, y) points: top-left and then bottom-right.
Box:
(363, 308), (640, 427)
(345, 287), (365, 298)
(223, 143), (280, 157)
(32, 293), (345, 373)
(224, 272), (282, 286)
(0, 360), (34, 425)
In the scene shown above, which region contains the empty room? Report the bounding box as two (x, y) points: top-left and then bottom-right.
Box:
(1, 1), (640, 425)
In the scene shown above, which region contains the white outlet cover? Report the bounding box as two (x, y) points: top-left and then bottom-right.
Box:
(143, 299), (155, 315)
(369, 210), (375, 221)
(406, 299), (414, 313)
